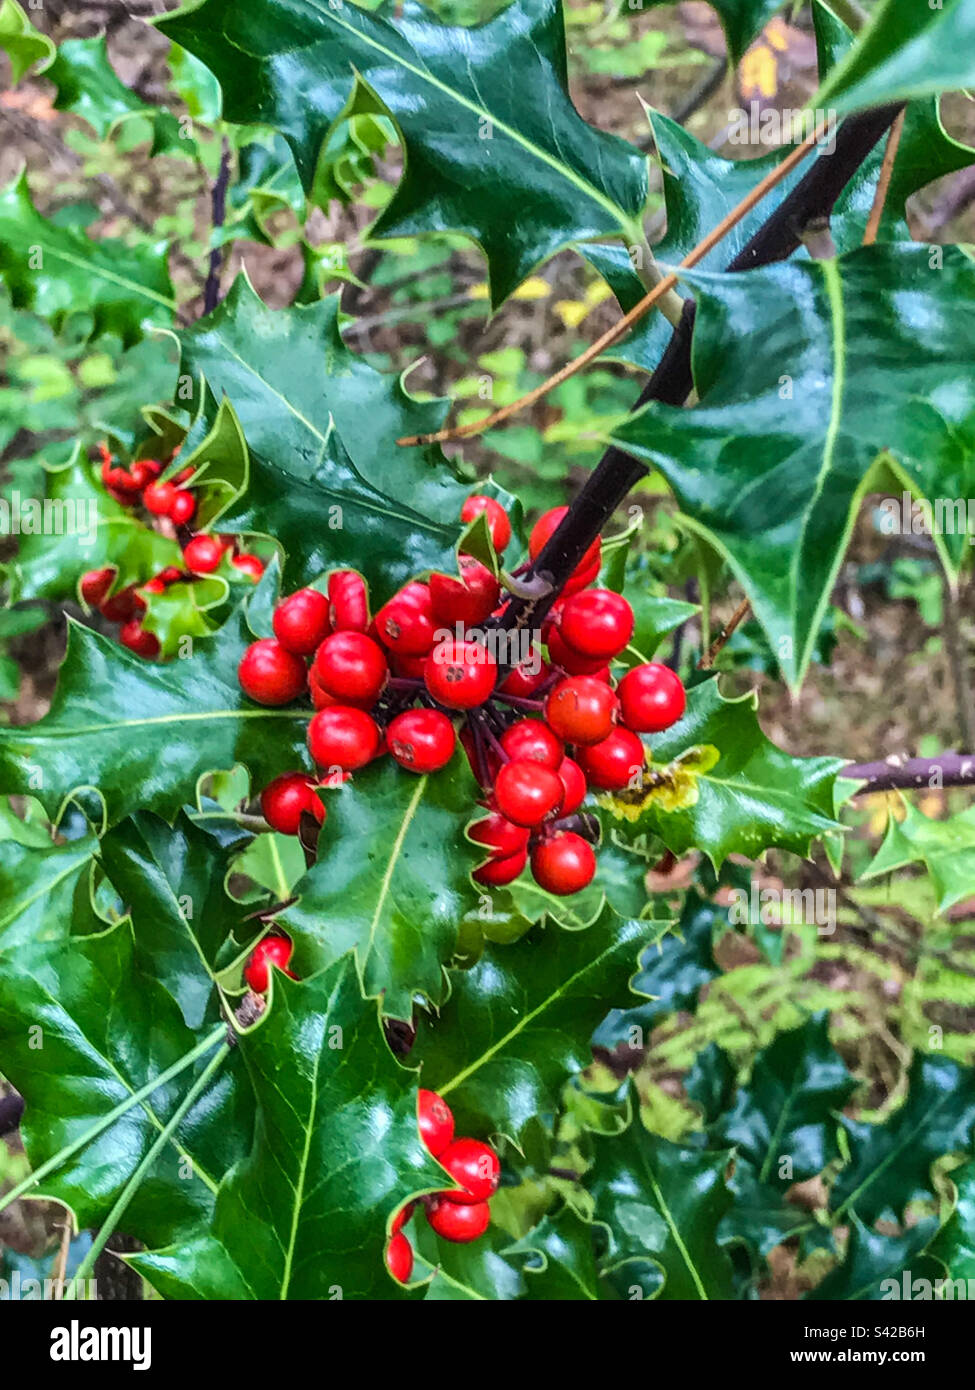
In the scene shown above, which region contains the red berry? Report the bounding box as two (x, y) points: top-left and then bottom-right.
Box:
(238, 638), (308, 706)
(328, 570), (369, 633)
(545, 676), (619, 746)
(531, 832), (596, 895)
(244, 933), (295, 992)
(260, 773), (325, 835)
(80, 567), (115, 608)
(473, 845), (527, 886)
(426, 1196), (491, 1243)
(578, 727), (645, 791)
(499, 718), (563, 769)
(387, 708), (455, 773)
(557, 756), (588, 814)
(493, 760), (564, 828)
(128, 459), (161, 490)
(313, 631), (388, 705)
(469, 812), (530, 858)
(385, 1232), (414, 1283)
(390, 653), (428, 679)
(307, 706), (381, 770)
(273, 588), (331, 656)
(158, 566), (184, 585)
(559, 589), (634, 661)
(562, 554), (601, 596)
(439, 1138), (501, 1203)
(529, 507), (600, 576)
(460, 495), (511, 552)
(546, 625), (608, 676)
(100, 585), (144, 623)
(617, 662), (686, 733)
(391, 1202), (415, 1235)
(183, 535), (224, 574)
(424, 639), (496, 710)
(500, 647), (549, 698)
(168, 489), (197, 525)
(143, 480), (176, 516)
(309, 665), (337, 710)
(429, 554), (500, 628)
(119, 619), (160, 659)
(375, 582), (436, 656)
(418, 1089), (455, 1156)
(231, 553), (265, 582)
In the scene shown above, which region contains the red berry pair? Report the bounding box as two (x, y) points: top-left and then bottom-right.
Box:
(385, 1089), (501, 1284)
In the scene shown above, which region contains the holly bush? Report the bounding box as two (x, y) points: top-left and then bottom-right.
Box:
(1, 0), (975, 1304)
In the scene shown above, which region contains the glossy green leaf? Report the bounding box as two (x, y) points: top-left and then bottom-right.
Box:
(97, 811), (247, 1030)
(0, 611), (308, 828)
(176, 278), (468, 606)
(0, 173), (175, 347)
(809, 1214), (939, 1301)
(817, 0), (975, 116)
(587, 1099), (736, 1300)
(927, 1160), (975, 1281)
(0, 0), (53, 82)
(593, 889), (722, 1050)
(415, 905), (660, 1142)
(861, 801), (975, 916)
(0, 923), (247, 1248)
(278, 753), (482, 1019)
(612, 246), (975, 688)
(131, 956), (447, 1300)
(505, 1206), (609, 1300)
(0, 833), (102, 947)
(831, 1055), (975, 1226)
(158, 0), (648, 305)
(596, 679), (842, 866)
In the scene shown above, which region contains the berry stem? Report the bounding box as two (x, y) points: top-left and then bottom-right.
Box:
(471, 710), (509, 766)
(493, 693), (545, 712)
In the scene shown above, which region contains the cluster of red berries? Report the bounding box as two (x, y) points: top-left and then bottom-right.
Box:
(386, 1089), (501, 1284)
(80, 443), (266, 659)
(237, 495), (687, 894)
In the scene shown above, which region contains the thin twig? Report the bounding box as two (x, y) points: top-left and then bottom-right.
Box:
(202, 138), (232, 317)
(842, 752), (975, 792)
(698, 598), (751, 669)
(862, 108), (906, 246)
(397, 126), (829, 448)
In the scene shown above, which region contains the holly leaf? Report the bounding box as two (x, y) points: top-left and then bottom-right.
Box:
(816, 0), (975, 116)
(4, 444), (184, 605)
(505, 1206), (610, 1300)
(0, 922), (249, 1248)
(593, 889), (722, 1051)
(278, 754), (482, 1020)
(414, 1220), (527, 1301)
(0, 172), (175, 347)
(808, 1214), (939, 1301)
(97, 811), (247, 1030)
(158, 0), (648, 306)
(595, 679), (842, 867)
(927, 1160), (975, 1281)
(611, 246), (975, 688)
(587, 1098), (736, 1300)
(0, 0), (54, 82)
(831, 1055), (975, 1226)
(131, 956), (447, 1300)
(861, 801), (975, 916)
(0, 610), (309, 828)
(0, 833), (103, 947)
(588, 4), (974, 374)
(414, 905), (659, 1143)
(176, 278), (468, 606)
(713, 1015), (855, 1255)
